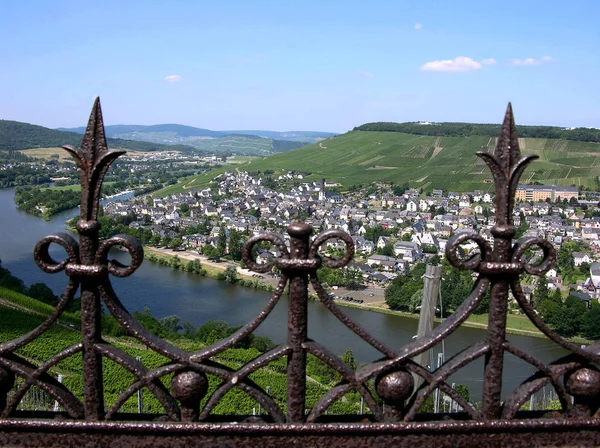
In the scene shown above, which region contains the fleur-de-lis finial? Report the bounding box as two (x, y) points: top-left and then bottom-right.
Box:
(477, 103), (538, 226)
(62, 97), (125, 222)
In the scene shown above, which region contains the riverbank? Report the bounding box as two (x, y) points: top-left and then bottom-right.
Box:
(141, 247), (581, 342)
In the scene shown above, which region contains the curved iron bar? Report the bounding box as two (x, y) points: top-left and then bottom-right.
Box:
(511, 237), (556, 277)
(0, 354), (84, 418)
(356, 277), (490, 382)
(199, 345), (291, 422)
(310, 276), (396, 359)
(510, 280), (600, 365)
(33, 232), (80, 274)
(502, 342), (600, 418)
(403, 359), (480, 421)
(97, 280), (189, 362)
(501, 341), (571, 413)
(306, 384), (354, 421)
(190, 275), (289, 362)
(308, 229), (355, 269)
(445, 230), (493, 271)
(0, 279), (79, 354)
(104, 358), (286, 423)
(2, 343), (83, 417)
(302, 341), (384, 422)
(104, 361), (221, 419)
(94, 343), (180, 420)
(96, 234), (144, 278)
(404, 342), (490, 420)
(241, 233), (290, 273)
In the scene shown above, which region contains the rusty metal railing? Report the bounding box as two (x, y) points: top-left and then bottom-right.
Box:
(1, 99), (599, 446)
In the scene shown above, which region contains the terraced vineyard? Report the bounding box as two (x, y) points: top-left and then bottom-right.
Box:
(0, 291), (364, 415)
(158, 130), (600, 194)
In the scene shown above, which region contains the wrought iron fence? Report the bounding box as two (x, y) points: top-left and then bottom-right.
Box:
(1, 99), (599, 446)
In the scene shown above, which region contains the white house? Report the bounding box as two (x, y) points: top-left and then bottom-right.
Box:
(393, 241), (422, 262)
(574, 252), (592, 267)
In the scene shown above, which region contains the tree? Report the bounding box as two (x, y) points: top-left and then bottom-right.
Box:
(531, 277), (549, 309)
(455, 384), (470, 404)
(317, 265), (342, 286)
(217, 227), (227, 257)
(557, 248), (575, 273)
(0, 274), (25, 293)
(429, 255), (441, 266)
(378, 242), (394, 257)
(440, 266), (473, 315)
(196, 320), (236, 344)
(515, 219), (529, 239)
(146, 196), (154, 207)
(385, 274), (423, 312)
(538, 299), (561, 326)
(170, 237), (182, 250)
(342, 267), (363, 289)
(392, 183), (410, 196)
(202, 245), (218, 259)
(228, 230), (245, 261)
(159, 315), (182, 334)
(579, 262), (591, 274)
(365, 225), (389, 243)
(182, 321), (196, 338)
(170, 255), (181, 270)
(582, 301), (600, 340)
(161, 234), (172, 248)
(25, 283), (58, 305)
(223, 265), (238, 284)
(552, 296), (586, 337)
(151, 234), (161, 246)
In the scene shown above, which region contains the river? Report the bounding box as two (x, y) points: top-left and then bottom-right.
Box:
(0, 187), (567, 401)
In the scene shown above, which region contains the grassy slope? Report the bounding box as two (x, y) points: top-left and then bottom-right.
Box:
(0, 287), (362, 415)
(155, 131), (600, 195)
(17, 147), (74, 162)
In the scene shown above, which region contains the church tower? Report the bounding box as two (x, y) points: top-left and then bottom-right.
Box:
(319, 178), (326, 201)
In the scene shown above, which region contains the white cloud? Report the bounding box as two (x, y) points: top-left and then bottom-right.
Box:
(420, 56), (482, 72)
(414, 23), (423, 30)
(510, 56), (556, 66)
(480, 58), (496, 65)
(360, 71), (375, 78)
(164, 75), (182, 82)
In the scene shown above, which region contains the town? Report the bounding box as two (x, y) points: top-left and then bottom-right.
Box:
(100, 168), (600, 334)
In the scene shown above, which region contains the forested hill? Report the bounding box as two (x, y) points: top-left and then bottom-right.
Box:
(0, 120), (200, 152)
(355, 122), (600, 143)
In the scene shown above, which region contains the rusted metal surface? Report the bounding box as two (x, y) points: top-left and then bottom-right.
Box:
(1, 99), (600, 445)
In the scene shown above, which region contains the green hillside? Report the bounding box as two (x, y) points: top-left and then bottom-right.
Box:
(0, 286), (364, 415)
(355, 121), (600, 143)
(156, 130), (600, 194)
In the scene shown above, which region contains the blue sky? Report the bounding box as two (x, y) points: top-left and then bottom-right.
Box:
(1, 0), (598, 132)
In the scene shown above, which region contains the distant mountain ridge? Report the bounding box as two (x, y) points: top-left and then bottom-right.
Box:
(58, 124), (224, 139)
(57, 124), (337, 156)
(58, 124), (337, 142)
(0, 120), (200, 153)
